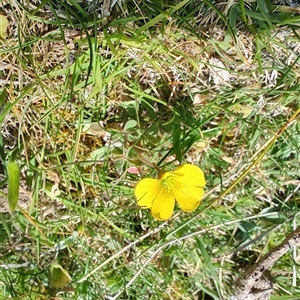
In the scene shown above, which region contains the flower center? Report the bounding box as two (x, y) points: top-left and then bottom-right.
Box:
(161, 173), (176, 192)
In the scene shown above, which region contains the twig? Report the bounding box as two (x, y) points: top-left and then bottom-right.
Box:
(233, 226), (300, 300)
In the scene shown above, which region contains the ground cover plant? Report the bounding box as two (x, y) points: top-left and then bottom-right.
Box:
(0, 0), (299, 299)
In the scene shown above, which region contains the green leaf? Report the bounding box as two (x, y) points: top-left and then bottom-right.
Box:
(0, 97), (21, 126)
(0, 89), (7, 106)
(124, 119), (137, 131)
(172, 122), (182, 163)
(49, 263), (71, 288)
(7, 160), (20, 212)
(0, 14), (8, 39)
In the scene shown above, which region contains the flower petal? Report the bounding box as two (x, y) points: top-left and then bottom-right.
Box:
(172, 164), (206, 187)
(172, 182), (204, 212)
(151, 187), (175, 221)
(135, 178), (161, 208)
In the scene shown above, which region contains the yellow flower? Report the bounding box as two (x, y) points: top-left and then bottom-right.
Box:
(135, 164), (206, 221)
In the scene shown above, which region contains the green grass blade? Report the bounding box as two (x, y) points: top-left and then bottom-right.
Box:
(172, 122), (182, 163)
(7, 160), (20, 212)
(136, 0), (190, 35)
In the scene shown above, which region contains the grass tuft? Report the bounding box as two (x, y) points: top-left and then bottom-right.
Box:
(0, 0), (299, 299)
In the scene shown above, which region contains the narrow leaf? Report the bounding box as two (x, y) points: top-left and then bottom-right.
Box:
(7, 160), (20, 212)
(172, 122), (182, 163)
